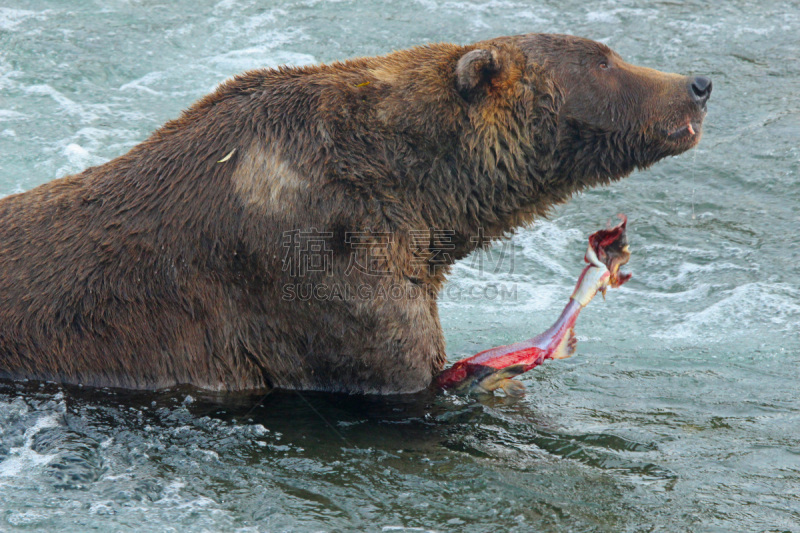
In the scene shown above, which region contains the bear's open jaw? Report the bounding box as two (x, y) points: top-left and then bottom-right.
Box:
(665, 118), (703, 152)
(668, 122), (698, 140)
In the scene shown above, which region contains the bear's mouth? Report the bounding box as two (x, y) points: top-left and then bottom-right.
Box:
(666, 119), (702, 144)
(665, 110), (706, 148)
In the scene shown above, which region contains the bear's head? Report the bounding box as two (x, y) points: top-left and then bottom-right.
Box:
(454, 33), (711, 196)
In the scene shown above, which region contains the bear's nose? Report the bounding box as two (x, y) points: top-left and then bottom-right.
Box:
(690, 76), (712, 107)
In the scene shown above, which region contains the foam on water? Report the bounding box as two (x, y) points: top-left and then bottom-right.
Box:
(654, 282), (800, 341)
(0, 400), (63, 478)
(0, 7), (41, 31)
(208, 48), (317, 72)
(119, 71), (167, 95)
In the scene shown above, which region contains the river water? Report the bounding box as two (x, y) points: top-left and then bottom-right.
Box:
(1, 1), (799, 531)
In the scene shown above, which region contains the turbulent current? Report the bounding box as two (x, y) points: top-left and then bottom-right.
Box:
(1, 0), (799, 531)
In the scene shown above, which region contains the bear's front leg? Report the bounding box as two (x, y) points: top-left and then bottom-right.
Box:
(344, 276), (448, 394)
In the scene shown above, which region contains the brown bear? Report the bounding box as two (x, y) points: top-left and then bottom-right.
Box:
(0, 34), (711, 393)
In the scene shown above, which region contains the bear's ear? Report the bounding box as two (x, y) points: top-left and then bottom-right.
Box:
(455, 49), (500, 97)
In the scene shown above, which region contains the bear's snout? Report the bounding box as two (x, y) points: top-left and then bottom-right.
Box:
(690, 76), (712, 108)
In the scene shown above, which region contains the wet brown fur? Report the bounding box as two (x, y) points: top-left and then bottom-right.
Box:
(0, 34), (707, 393)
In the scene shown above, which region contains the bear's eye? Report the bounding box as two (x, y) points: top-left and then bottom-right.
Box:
(599, 60), (610, 70)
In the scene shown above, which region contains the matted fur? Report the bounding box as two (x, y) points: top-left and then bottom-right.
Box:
(0, 34), (707, 393)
